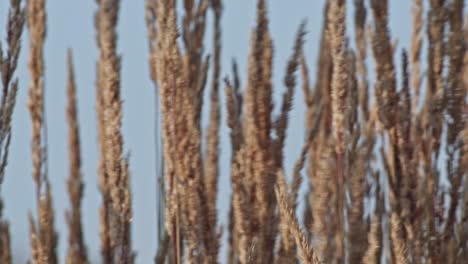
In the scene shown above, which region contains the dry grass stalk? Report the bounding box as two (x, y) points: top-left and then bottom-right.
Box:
(29, 213), (46, 263)
(363, 178), (383, 264)
(363, 216), (381, 264)
(153, 1), (183, 261)
(328, 1), (347, 261)
(425, 0), (446, 156)
(94, 7), (113, 259)
(27, 0), (58, 263)
(203, 1), (223, 261)
(274, 25), (311, 262)
(95, 1), (113, 262)
(328, 0), (347, 155)
(453, 12), (468, 263)
(302, 5), (334, 255)
(309, 1), (332, 129)
(224, 75), (243, 264)
(277, 108), (322, 264)
(65, 50), (88, 264)
(308, 144), (336, 262)
(443, 0), (466, 260)
(182, 0), (209, 127)
(0, 1), (25, 262)
(370, 0), (398, 130)
(96, 22), (114, 264)
(275, 176), (321, 264)
(354, 0), (369, 121)
(398, 51), (412, 214)
(0, 221), (12, 264)
(38, 182), (58, 264)
(275, 169), (295, 264)
(299, 52), (312, 109)
(274, 21), (306, 168)
(230, 147), (251, 263)
(96, 66), (113, 264)
(459, 118), (468, 260)
(225, 74), (243, 155)
(145, 0), (158, 85)
(95, 0), (133, 262)
(390, 212), (409, 264)
(27, 0), (47, 195)
(410, 0), (423, 108)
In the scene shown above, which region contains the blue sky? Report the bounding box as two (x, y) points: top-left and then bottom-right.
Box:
(0, 0), (419, 262)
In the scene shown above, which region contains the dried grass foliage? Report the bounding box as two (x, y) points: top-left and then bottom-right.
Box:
(0, 0), (24, 263)
(65, 50), (87, 264)
(0, 0), (465, 263)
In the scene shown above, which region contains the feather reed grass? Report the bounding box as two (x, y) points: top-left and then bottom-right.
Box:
(65, 50), (88, 264)
(0, 1), (25, 263)
(27, 0), (58, 263)
(0, 0), (465, 263)
(95, 0), (133, 263)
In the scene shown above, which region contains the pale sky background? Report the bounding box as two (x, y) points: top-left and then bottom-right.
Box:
(0, 0), (422, 263)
